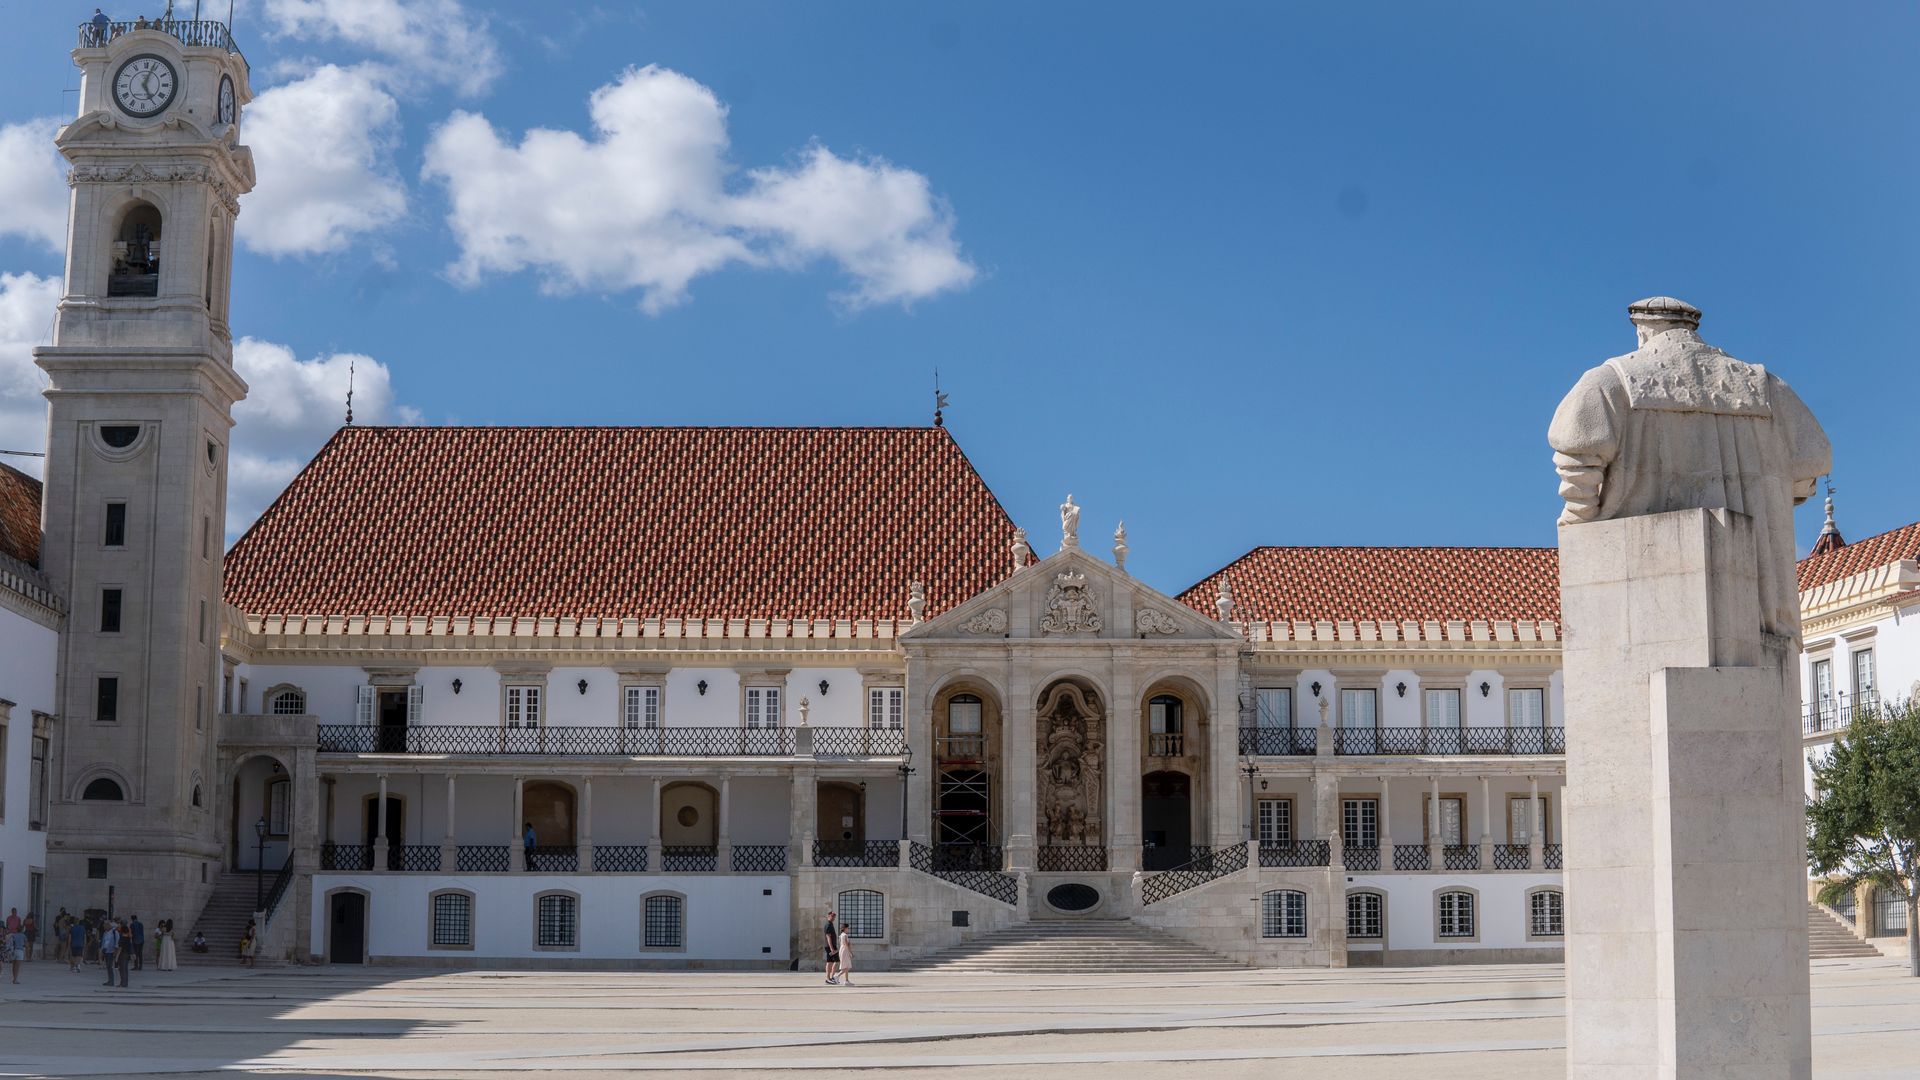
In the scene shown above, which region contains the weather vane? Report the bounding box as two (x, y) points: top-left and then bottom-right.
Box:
(933, 369), (950, 427)
(344, 357), (356, 426)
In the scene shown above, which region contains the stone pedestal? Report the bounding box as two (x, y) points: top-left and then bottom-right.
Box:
(1561, 508), (1810, 1080)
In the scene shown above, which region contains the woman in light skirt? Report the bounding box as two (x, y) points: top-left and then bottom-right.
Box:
(157, 919), (177, 971)
(836, 925), (855, 986)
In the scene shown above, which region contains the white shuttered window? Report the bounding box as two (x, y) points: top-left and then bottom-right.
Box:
(745, 687), (781, 728)
(868, 687), (904, 729)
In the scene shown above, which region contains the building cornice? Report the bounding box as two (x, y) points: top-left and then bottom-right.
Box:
(0, 551), (64, 632)
(1798, 559), (1920, 637)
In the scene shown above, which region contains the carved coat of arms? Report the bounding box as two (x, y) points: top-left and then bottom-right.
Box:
(1040, 571), (1101, 634)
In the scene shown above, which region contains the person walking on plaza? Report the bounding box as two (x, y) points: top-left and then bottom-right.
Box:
(836, 923), (855, 987)
(52, 910), (69, 965)
(22, 911), (36, 961)
(67, 917), (85, 973)
(239, 920), (256, 967)
(7, 925), (24, 984)
(100, 921), (120, 986)
(4, 909), (18, 937)
(822, 909), (839, 985)
(129, 914), (144, 971)
(113, 921), (131, 987)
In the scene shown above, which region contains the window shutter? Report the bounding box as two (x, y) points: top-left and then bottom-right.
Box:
(868, 689), (882, 729)
(355, 685), (374, 726)
(407, 685), (423, 725)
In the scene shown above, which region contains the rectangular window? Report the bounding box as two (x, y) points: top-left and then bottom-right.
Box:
(29, 735), (47, 830)
(201, 515), (210, 560)
(1424, 688), (1461, 728)
(1507, 688), (1545, 727)
(267, 780), (290, 835)
(1438, 892), (1476, 938)
(198, 599), (206, 643)
(238, 678), (248, 713)
(432, 893), (472, 947)
(948, 697), (982, 734)
(505, 685), (542, 728)
(1261, 890), (1307, 938)
(623, 685), (660, 729)
(195, 685), (203, 731)
(1256, 687), (1292, 729)
(100, 589), (122, 633)
(868, 687), (903, 729)
(222, 673), (232, 714)
(96, 677), (119, 724)
(1530, 890), (1565, 938)
(1508, 794), (1551, 844)
(837, 889), (884, 939)
(745, 687), (781, 729)
(1257, 798), (1292, 845)
(536, 894), (577, 948)
(1424, 795), (1464, 845)
(1340, 688), (1377, 728)
(87, 858), (108, 879)
(644, 894), (684, 948)
(1342, 798), (1378, 847)
(1852, 650), (1876, 704)
(103, 503), (126, 547)
(1812, 658), (1834, 717)
(1149, 699), (1179, 734)
(1346, 892), (1383, 939)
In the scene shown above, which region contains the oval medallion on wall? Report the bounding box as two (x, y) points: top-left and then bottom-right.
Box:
(1046, 883), (1101, 912)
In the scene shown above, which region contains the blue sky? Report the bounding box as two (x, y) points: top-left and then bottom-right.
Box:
(1, 1), (1913, 594)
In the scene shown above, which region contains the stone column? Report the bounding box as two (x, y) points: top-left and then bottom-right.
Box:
(578, 777), (594, 872)
(1428, 775), (1443, 871)
(646, 776), (663, 871)
(1528, 775), (1544, 868)
(440, 774), (457, 870)
(1478, 775), (1492, 870)
(904, 658), (934, 846)
(1210, 658), (1242, 848)
(789, 768), (814, 867)
(509, 775), (525, 871)
(1561, 507), (1811, 1078)
(372, 773), (390, 871)
(1004, 673), (1036, 872)
(1312, 770), (1337, 848)
(1378, 776), (1392, 868)
(717, 775), (733, 872)
(291, 747), (320, 962)
(1109, 654), (1141, 871)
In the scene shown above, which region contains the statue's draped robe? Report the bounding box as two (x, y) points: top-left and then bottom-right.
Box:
(1549, 331), (1831, 640)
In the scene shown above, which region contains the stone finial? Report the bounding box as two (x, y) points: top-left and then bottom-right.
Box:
(907, 580), (927, 623)
(798, 696), (810, 726)
(1113, 521), (1128, 573)
(1811, 477), (1846, 556)
(1060, 494), (1081, 549)
(1010, 528), (1031, 573)
(1215, 576), (1234, 622)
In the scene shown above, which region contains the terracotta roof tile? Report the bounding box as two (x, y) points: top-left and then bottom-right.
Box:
(1797, 519), (1920, 592)
(1178, 545), (1560, 626)
(0, 462), (41, 569)
(223, 426), (1016, 622)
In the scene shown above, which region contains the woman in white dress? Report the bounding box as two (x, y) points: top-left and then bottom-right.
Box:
(836, 925), (855, 986)
(157, 919), (177, 971)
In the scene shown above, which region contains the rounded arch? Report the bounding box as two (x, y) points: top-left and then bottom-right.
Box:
(640, 889), (688, 950)
(532, 889), (581, 951)
(923, 669), (1008, 704)
(262, 684), (308, 716)
(659, 781), (717, 847)
(522, 779), (578, 847)
(70, 765), (133, 803)
(1032, 671), (1111, 710)
(230, 753), (293, 870)
(930, 676), (1004, 848)
(1134, 670), (1218, 717)
(105, 197), (166, 297)
(1259, 888), (1308, 939)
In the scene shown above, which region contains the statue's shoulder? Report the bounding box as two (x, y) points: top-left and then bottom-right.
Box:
(1607, 340), (1771, 416)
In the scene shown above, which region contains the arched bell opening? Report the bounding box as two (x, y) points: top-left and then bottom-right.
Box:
(109, 202), (163, 297)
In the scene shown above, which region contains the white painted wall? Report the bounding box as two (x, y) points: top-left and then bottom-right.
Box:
(0, 605), (53, 924)
(309, 873), (791, 962)
(1345, 872), (1562, 952)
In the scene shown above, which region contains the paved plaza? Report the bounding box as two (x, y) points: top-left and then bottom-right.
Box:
(0, 958), (1912, 1078)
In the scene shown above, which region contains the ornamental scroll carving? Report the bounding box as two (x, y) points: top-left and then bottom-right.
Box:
(1134, 608), (1180, 636)
(70, 163), (242, 213)
(960, 608), (1008, 635)
(1040, 571), (1101, 635)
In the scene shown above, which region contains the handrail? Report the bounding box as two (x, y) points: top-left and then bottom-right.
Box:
(1141, 844), (1248, 905)
(261, 854), (294, 922)
(317, 724), (804, 757)
(77, 19), (246, 70)
(1332, 726), (1565, 755)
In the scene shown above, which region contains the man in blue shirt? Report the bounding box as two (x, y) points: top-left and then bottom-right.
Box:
(67, 919), (85, 973)
(100, 922), (120, 986)
(89, 9), (112, 46)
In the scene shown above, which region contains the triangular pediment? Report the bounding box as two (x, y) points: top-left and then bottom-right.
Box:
(903, 547), (1237, 642)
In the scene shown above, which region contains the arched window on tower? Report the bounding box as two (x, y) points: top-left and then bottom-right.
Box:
(108, 203), (163, 297)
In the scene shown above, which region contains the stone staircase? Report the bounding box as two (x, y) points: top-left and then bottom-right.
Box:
(177, 871), (273, 966)
(1808, 903), (1881, 959)
(893, 918), (1247, 973)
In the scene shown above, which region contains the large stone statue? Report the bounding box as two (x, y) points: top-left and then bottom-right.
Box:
(1059, 494), (1080, 548)
(1548, 296), (1830, 638)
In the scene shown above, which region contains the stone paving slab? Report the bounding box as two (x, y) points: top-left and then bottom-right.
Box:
(0, 957), (1912, 1078)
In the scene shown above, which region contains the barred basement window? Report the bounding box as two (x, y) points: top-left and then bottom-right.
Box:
(642, 894), (684, 948)
(536, 893), (577, 949)
(1437, 890), (1476, 939)
(432, 892), (473, 948)
(1528, 889), (1564, 939)
(838, 889), (884, 938)
(269, 689), (307, 715)
(1346, 891), (1383, 939)
(1260, 890), (1306, 938)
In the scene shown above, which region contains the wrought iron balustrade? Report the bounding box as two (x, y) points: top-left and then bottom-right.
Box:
(1804, 695), (1878, 735)
(938, 734), (986, 760)
(262, 856), (294, 920)
(927, 844), (1002, 872)
(1332, 726), (1565, 755)
(661, 845), (718, 872)
(320, 843), (371, 871)
(814, 839), (898, 868)
(316, 724), (800, 757)
(907, 841), (1017, 904)
(525, 846), (577, 872)
(1492, 844), (1531, 870)
(1259, 840), (1331, 868)
(732, 844), (789, 872)
(1238, 726), (1316, 755)
(395, 845), (442, 872)
(1392, 845), (1431, 871)
(1036, 845), (1108, 872)
(1543, 843), (1563, 870)
(592, 845), (648, 872)
(79, 19), (244, 64)
(1147, 732), (1185, 756)
(1342, 843), (1380, 871)
(1141, 844), (1248, 905)
(812, 727), (906, 757)
(1443, 844), (1479, 871)
(456, 845), (510, 872)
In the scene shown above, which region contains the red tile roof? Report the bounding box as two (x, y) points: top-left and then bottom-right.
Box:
(1798, 519), (1920, 592)
(1179, 546), (1561, 626)
(223, 426), (1017, 622)
(0, 462), (41, 569)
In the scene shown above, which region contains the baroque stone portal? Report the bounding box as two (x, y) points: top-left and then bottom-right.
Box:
(1037, 682), (1105, 848)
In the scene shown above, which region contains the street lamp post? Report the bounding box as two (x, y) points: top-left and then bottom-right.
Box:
(897, 744), (915, 844)
(1240, 757), (1261, 843)
(254, 816), (268, 909)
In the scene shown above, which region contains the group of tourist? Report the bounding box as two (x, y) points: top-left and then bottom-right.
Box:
(15, 909), (205, 987)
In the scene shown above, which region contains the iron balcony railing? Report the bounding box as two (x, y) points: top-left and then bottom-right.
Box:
(457, 845), (510, 872)
(1543, 843), (1563, 870)
(812, 727), (906, 757)
(395, 845), (442, 872)
(592, 845), (648, 872)
(1036, 845), (1108, 872)
(908, 841), (1017, 904)
(1332, 726), (1565, 756)
(261, 855), (294, 920)
(78, 19), (246, 69)
(1141, 844), (1248, 905)
(1443, 844), (1480, 871)
(1393, 845), (1431, 871)
(1492, 844), (1531, 870)
(938, 734), (986, 760)
(732, 844), (789, 872)
(320, 843), (371, 871)
(661, 845), (718, 872)
(525, 846), (577, 872)
(1342, 842), (1380, 871)
(1259, 840), (1331, 868)
(1804, 695), (1879, 735)
(317, 724), (801, 757)
(1238, 726), (1316, 756)
(814, 839), (898, 868)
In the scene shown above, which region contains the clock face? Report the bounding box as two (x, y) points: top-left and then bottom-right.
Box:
(114, 54), (178, 118)
(218, 75), (235, 125)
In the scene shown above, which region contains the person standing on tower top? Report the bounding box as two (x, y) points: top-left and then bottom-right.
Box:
(89, 9), (111, 47)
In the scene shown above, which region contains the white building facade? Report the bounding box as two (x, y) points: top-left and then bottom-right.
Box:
(0, 466), (57, 932)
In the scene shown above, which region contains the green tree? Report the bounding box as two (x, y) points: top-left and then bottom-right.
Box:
(1807, 698), (1920, 976)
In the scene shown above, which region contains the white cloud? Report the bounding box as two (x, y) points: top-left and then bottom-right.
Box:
(421, 65), (975, 313)
(238, 64), (409, 257)
(263, 0), (503, 93)
(228, 336), (419, 534)
(0, 119), (70, 252)
(0, 273), (61, 476)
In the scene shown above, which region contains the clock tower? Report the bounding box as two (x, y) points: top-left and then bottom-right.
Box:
(35, 19), (254, 924)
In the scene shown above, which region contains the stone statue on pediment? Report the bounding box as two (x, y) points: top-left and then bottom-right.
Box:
(1060, 494), (1080, 549)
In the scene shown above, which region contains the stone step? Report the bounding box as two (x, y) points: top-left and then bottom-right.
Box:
(1806, 904), (1881, 959)
(895, 919), (1246, 973)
